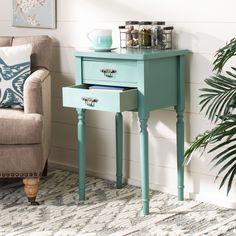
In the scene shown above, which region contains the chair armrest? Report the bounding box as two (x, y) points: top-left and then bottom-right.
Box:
(23, 68), (50, 114)
(23, 68), (52, 162)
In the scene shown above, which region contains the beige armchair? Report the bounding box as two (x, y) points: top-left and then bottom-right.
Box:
(0, 35), (52, 205)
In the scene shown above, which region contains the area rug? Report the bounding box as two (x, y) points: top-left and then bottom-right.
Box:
(0, 169), (235, 236)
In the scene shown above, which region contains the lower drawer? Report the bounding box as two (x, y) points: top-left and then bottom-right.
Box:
(63, 85), (138, 112)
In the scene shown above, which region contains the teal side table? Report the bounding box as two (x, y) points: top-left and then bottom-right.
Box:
(63, 48), (188, 215)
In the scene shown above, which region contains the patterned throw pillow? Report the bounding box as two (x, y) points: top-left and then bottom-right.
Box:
(0, 44), (32, 108)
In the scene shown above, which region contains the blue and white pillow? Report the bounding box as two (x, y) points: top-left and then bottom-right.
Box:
(0, 44), (32, 108)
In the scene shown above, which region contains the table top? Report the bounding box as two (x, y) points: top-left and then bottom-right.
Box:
(74, 48), (189, 60)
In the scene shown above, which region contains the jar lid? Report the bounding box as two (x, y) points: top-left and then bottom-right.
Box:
(139, 21), (152, 25)
(163, 26), (174, 30)
(153, 21), (165, 25)
(119, 26), (126, 29)
(125, 21), (139, 25)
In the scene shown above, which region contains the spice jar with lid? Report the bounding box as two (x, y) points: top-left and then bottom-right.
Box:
(163, 26), (174, 49)
(139, 21), (152, 48)
(152, 21), (165, 49)
(125, 21), (139, 48)
(119, 26), (127, 48)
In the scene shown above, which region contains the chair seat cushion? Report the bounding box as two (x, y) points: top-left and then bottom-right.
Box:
(0, 108), (42, 144)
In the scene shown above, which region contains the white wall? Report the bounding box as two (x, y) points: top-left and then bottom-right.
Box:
(1, 0), (236, 208)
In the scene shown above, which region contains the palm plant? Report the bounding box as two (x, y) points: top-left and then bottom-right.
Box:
(185, 38), (236, 195)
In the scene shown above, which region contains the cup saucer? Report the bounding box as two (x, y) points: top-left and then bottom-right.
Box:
(90, 47), (118, 52)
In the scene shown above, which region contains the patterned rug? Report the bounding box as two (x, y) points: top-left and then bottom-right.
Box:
(0, 169), (236, 236)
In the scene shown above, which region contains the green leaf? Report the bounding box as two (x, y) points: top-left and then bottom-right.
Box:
(213, 38), (236, 73)
(184, 131), (212, 163)
(209, 138), (236, 152)
(198, 73), (236, 122)
(218, 163), (236, 191)
(218, 162), (236, 195)
(214, 157), (236, 181)
(227, 166), (236, 195)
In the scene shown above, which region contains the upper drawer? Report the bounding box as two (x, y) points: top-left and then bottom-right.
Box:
(82, 59), (138, 86)
(63, 85), (138, 112)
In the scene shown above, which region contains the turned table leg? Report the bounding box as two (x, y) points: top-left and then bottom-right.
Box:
(116, 112), (123, 189)
(23, 178), (40, 205)
(77, 109), (86, 201)
(138, 111), (150, 215)
(175, 55), (185, 200)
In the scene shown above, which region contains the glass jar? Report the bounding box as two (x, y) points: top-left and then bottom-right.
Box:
(161, 26), (174, 49)
(152, 21), (165, 49)
(139, 21), (152, 48)
(125, 21), (139, 48)
(119, 26), (127, 48)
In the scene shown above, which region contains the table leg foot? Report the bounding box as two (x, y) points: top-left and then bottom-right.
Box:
(178, 186), (184, 201)
(142, 200), (149, 215)
(79, 188), (85, 201)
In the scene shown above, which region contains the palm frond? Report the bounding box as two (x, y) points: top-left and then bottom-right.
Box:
(185, 38), (236, 194)
(184, 131), (211, 164)
(185, 115), (236, 194)
(211, 121), (236, 143)
(218, 163), (236, 195)
(199, 73), (236, 122)
(184, 122), (227, 163)
(213, 38), (236, 73)
(214, 156), (236, 181)
(226, 166), (236, 195)
(209, 137), (236, 152)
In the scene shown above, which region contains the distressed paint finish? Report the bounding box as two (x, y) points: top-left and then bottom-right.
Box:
(63, 48), (188, 215)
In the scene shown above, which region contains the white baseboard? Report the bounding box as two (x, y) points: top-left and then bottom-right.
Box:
(188, 192), (236, 209)
(49, 160), (78, 172)
(49, 160), (236, 209)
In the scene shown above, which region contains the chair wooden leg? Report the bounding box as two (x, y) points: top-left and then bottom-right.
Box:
(23, 178), (40, 205)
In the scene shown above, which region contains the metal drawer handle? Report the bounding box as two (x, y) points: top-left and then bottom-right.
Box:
(100, 68), (117, 77)
(81, 97), (98, 106)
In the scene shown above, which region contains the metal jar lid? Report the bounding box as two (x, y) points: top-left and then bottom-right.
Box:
(139, 21), (152, 25)
(163, 26), (174, 30)
(152, 21), (165, 25)
(125, 21), (139, 25)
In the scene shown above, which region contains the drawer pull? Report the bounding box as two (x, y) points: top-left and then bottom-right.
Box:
(81, 97), (98, 106)
(100, 68), (117, 77)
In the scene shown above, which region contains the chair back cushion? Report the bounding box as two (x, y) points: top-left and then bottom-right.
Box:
(12, 36), (52, 70)
(0, 37), (12, 47)
(0, 35), (52, 70)
(0, 44), (32, 108)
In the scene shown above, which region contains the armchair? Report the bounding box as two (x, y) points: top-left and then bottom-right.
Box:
(0, 35), (52, 205)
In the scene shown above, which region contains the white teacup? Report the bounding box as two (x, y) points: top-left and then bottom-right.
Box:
(87, 29), (112, 49)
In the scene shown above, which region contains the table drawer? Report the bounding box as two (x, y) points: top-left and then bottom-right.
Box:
(82, 59), (138, 86)
(63, 85), (138, 112)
